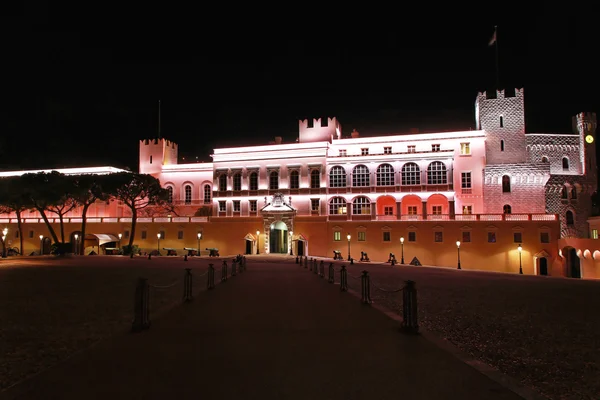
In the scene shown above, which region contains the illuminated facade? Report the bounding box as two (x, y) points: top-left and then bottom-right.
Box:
(2, 88), (600, 278)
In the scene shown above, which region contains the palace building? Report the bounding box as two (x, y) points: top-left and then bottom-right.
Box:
(2, 88), (600, 278)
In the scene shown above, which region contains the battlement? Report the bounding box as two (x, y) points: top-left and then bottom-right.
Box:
(476, 88), (524, 101)
(139, 137), (178, 174)
(140, 138), (178, 150)
(573, 112), (597, 135)
(298, 117), (341, 143)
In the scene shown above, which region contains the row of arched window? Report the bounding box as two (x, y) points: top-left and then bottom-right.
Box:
(166, 184), (212, 205)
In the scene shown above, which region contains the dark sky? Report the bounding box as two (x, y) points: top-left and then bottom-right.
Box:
(2, 7), (599, 172)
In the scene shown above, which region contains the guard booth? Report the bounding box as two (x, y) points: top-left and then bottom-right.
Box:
(244, 233), (256, 255)
(296, 233), (307, 257)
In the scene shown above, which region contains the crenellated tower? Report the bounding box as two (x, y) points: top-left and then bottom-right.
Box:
(475, 88), (526, 164)
(574, 112), (597, 186)
(139, 138), (178, 174)
(298, 117), (341, 143)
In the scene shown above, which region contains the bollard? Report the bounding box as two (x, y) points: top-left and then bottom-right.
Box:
(319, 260), (324, 277)
(296, 256), (299, 264)
(304, 256), (308, 268)
(313, 259), (318, 275)
(350, 258), (354, 265)
(361, 270), (372, 304)
(340, 265), (348, 291)
(207, 264), (215, 290)
(328, 263), (334, 283)
(401, 280), (419, 334)
(148, 253), (151, 260)
(183, 268), (193, 302)
(221, 261), (228, 282)
(309, 258), (313, 272)
(232, 260), (237, 276)
(132, 277), (150, 332)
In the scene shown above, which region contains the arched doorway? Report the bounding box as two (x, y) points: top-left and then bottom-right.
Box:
(245, 240), (252, 255)
(539, 257), (548, 276)
(563, 247), (581, 278)
(269, 221), (288, 254)
(42, 237), (51, 255)
(297, 240), (304, 256)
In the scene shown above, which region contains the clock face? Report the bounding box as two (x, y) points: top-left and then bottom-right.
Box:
(586, 135), (594, 144)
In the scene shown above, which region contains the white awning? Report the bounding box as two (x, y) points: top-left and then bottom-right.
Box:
(86, 233), (120, 246)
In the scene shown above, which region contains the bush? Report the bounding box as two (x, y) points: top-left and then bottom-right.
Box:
(51, 242), (73, 255)
(121, 244), (140, 256)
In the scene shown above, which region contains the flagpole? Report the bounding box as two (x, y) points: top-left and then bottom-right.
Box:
(158, 100), (161, 138)
(494, 26), (500, 89)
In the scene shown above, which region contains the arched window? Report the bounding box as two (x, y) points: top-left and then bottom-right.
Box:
(352, 196), (371, 215)
(562, 157), (569, 171)
(166, 186), (173, 203)
(503, 204), (511, 214)
(566, 210), (575, 225)
(571, 187), (577, 200)
(329, 166), (346, 188)
(502, 175), (511, 193)
(500, 140), (505, 151)
(233, 173), (241, 191)
(541, 156), (549, 163)
(376, 163), (395, 186)
(427, 161), (447, 184)
(401, 163), (420, 185)
(184, 185), (192, 205)
(249, 172), (258, 190)
(561, 186), (568, 199)
(269, 171), (279, 190)
(218, 174), (227, 191)
(289, 170), (299, 189)
(203, 184), (211, 204)
(329, 197), (347, 215)
(352, 165), (370, 187)
(310, 169), (320, 188)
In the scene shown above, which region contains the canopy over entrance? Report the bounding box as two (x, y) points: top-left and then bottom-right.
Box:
(85, 233), (119, 246)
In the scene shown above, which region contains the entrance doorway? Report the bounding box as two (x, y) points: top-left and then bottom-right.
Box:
(245, 240), (252, 255)
(297, 240), (304, 256)
(42, 237), (51, 255)
(539, 257), (548, 276)
(269, 221), (288, 254)
(566, 248), (581, 278)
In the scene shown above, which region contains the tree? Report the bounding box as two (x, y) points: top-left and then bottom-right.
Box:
(0, 176), (32, 255)
(20, 172), (63, 244)
(110, 172), (169, 249)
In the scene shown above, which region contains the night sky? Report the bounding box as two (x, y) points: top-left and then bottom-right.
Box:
(3, 7), (599, 172)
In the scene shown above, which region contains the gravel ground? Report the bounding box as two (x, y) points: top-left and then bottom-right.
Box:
(336, 261), (600, 400)
(0, 255), (224, 390)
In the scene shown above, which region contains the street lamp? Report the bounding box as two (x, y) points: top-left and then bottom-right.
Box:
(157, 232), (161, 255)
(456, 240), (461, 270)
(518, 244), (523, 274)
(2, 228), (7, 258)
(400, 236), (405, 264)
(197, 232), (202, 256)
(39, 234), (44, 255)
(256, 230), (260, 254)
(74, 234), (79, 255)
(289, 230), (293, 256)
(118, 233), (122, 250)
(347, 233), (351, 261)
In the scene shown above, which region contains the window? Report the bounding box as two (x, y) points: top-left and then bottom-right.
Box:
(233, 200), (240, 212)
(167, 186), (173, 203)
(408, 232), (416, 242)
(219, 174), (227, 191)
(249, 172), (258, 190)
(352, 165), (370, 187)
(513, 232), (522, 243)
(541, 156), (549, 163)
(376, 164), (395, 186)
(310, 170), (320, 188)
(431, 205), (442, 215)
(571, 188), (577, 200)
(289, 170), (299, 189)
(185, 185), (192, 205)
(460, 142), (471, 155)
(334, 231), (341, 241)
(28, 230), (34, 238)
(434, 231), (443, 242)
(401, 163), (420, 185)
(540, 232), (550, 243)
(339, 149), (347, 157)
(462, 231), (471, 242)
(352, 197), (371, 215)
(358, 232), (366, 241)
(431, 144), (440, 152)
(311, 199), (319, 212)
(233, 173), (241, 191)
(383, 231), (391, 242)
(562, 157), (569, 171)
(269, 171), (279, 190)
(384, 146), (392, 154)
(150, 155), (153, 164)
(384, 206), (393, 215)
(203, 185), (211, 204)
(361, 148), (369, 156)
(462, 205), (472, 214)
(15, 230), (19, 238)
(407, 145), (416, 153)
(502, 175), (511, 193)
(561, 186), (568, 199)
(407, 206), (418, 215)
(461, 172), (472, 194)
(249, 200), (257, 212)
(218, 201), (226, 212)
(591, 229), (598, 239)
(141, 231), (147, 239)
(503, 204), (512, 214)
(329, 197), (347, 214)
(160, 230), (165, 240)
(566, 210), (574, 226)
(500, 140), (505, 151)
(178, 230), (184, 240)
(487, 232), (496, 243)
(500, 116), (504, 127)
(427, 161), (447, 184)
(329, 166), (347, 188)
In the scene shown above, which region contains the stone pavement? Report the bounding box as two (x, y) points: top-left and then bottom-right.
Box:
(0, 259), (525, 400)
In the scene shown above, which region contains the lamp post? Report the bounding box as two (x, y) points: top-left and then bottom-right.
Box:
(118, 233), (122, 250)
(39, 234), (44, 255)
(289, 230), (293, 256)
(400, 236), (405, 264)
(197, 232), (202, 256)
(347, 233), (351, 261)
(518, 244), (523, 274)
(74, 234), (79, 255)
(2, 228), (7, 258)
(157, 233), (161, 255)
(456, 240), (461, 270)
(256, 230), (260, 254)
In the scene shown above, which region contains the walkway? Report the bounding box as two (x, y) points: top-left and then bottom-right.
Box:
(1, 260), (524, 400)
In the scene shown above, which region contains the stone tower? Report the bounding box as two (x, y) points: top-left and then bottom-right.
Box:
(138, 138), (178, 174)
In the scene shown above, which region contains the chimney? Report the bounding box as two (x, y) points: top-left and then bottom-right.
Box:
(274, 136), (282, 144)
(350, 129), (360, 138)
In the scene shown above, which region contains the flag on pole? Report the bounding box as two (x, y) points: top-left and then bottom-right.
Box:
(488, 27), (497, 46)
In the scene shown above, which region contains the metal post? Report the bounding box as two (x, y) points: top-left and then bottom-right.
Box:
(207, 264), (215, 290)
(304, 256), (308, 268)
(401, 242), (404, 264)
(319, 260), (324, 277)
(340, 265), (348, 291)
(401, 280), (419, 334)
(314, 259), (318, 274)
(328, 263), (334, 283)
(232, 260), (237, 276)
(361, 270), (372, 304)
(183, 268), (193, 302)
(347, 238), (351, 261)
(221, 261), (228, 282)
(519, 250), (523, 274)
(132, 277), (150, 332)
(457, 246), (461, 270)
